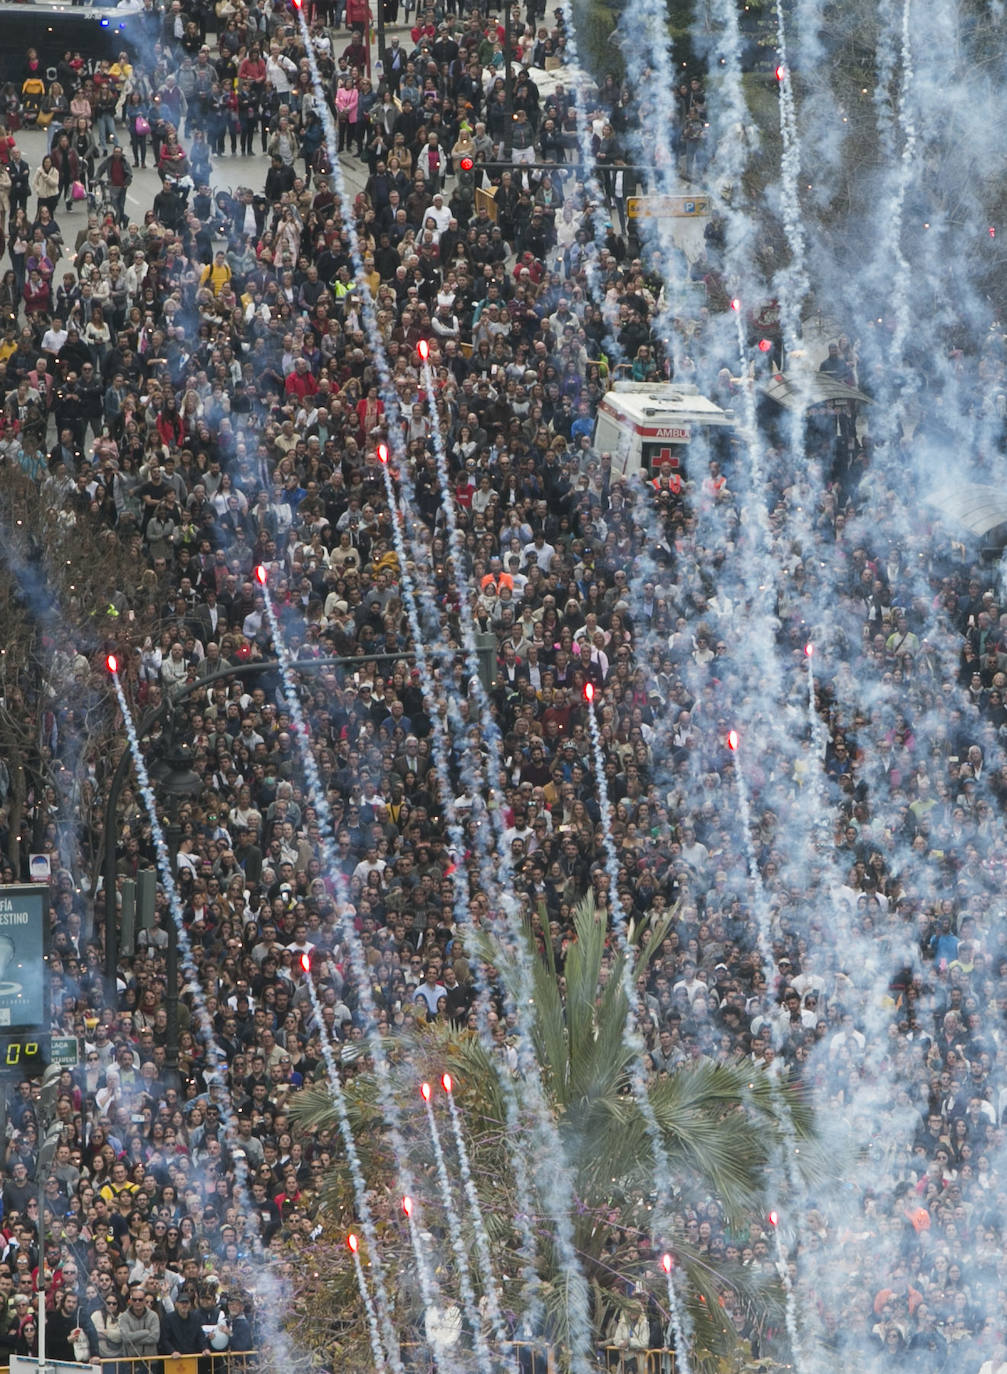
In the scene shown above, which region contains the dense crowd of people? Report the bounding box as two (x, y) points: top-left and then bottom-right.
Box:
(0, 0), (1004, 1368)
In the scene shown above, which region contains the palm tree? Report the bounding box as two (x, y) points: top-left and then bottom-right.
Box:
(288, 899), (816, 1373)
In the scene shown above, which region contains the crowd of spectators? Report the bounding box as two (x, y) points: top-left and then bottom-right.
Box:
(0, 0), (1005, 1368)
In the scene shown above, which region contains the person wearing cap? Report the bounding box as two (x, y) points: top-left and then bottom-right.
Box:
(224, 1291), (253, 1351)
(160, 1289), (208, 1357)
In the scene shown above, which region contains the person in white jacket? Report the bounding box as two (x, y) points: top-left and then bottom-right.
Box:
(92, 1295), (123, 1360)
(266, 46), (297, 95)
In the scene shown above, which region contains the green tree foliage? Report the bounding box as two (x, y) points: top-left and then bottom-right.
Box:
(288, 901), (822, 1372)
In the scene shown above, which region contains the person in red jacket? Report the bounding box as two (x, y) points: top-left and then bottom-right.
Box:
(23, 268), (50, 318)
(355, 384), (383, 442)
(156, 396), (185, 448)
(284, 356), (318, 401)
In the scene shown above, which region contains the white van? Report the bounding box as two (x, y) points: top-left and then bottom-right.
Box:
(592, 383), (735, 478)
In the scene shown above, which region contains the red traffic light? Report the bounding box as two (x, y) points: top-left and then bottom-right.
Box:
(459, 156), (474, 171)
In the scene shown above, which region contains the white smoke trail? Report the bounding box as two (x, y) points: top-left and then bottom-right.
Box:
(255, 572), (408, 1373)
(106, 663), (286, 1354)
(291, 18), (557, 1343)
(441, 1076), (506, 1345)
(375, 447), (545, 1335)
(889, 0), (917, 366)
(295, 946), (415, 1370)
(583, 690), (693, 1370)
(416, 352), (595, 1371)
(349, 1238), (388, 1373)
(420, 1083), (495, 1374)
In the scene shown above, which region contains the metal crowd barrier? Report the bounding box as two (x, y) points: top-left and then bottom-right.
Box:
(401, 1342), (555, 1371)
(399, 1341), (677, 1372)
(10, 1352), (258, 1374)
(598, 1349), (678, 1373)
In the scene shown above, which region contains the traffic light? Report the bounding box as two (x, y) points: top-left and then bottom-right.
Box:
(456, 154), (475, 204)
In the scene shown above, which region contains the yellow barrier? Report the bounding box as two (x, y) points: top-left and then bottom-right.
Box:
(87, 1353), (258, 1374)
(599, 1349), (677, 1374)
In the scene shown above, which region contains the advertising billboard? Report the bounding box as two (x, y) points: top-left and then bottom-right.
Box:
(0, 886), (46, 1029)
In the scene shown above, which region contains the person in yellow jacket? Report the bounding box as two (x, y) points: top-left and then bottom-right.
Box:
(200, 251), (232, 296)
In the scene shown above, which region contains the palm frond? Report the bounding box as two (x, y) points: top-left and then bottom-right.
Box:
(285, 896), (827, 1373)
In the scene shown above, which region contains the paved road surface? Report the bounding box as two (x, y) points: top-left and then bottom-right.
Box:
(10, 25), (416, 228)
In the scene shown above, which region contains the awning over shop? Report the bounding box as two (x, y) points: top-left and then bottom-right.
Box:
(763, 372), (873, 409)
(924, 484), (1007, 543)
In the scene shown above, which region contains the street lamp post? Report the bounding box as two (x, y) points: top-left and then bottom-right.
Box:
(156, 737), (201, 1078)
(503, 2), (514, 159)
(376, 0), (386, 68)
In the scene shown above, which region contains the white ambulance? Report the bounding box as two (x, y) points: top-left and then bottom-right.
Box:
(592, 383), (735, 478)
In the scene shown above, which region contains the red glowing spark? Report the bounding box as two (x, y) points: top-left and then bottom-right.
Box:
(758, 338), (772, 352)
(402, 1196), (413, 1217)
(106, 654), (118, 675)
(661, 1253), (673, 1274)
(730, 298), (741, 312)
(584, 683), (595, 703)
(420, 1082), (431, 1102)
(804, 642), (814, 658)
(300, 953), (310, 973)
(417, 339), (429, 361)
(292, 0), (302, 9)
(775, 64), (785, 80)
(990, 226), (997, 238)
(768, 1210), (779, 1227)
(441, 1073), (453, 1094)
(347, 1233), (358, 1253)
(377, 443), (389, 464)
(459, 156), (474, 171)
(255, 564), (268, 586)
(726, 729), (739, 752)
